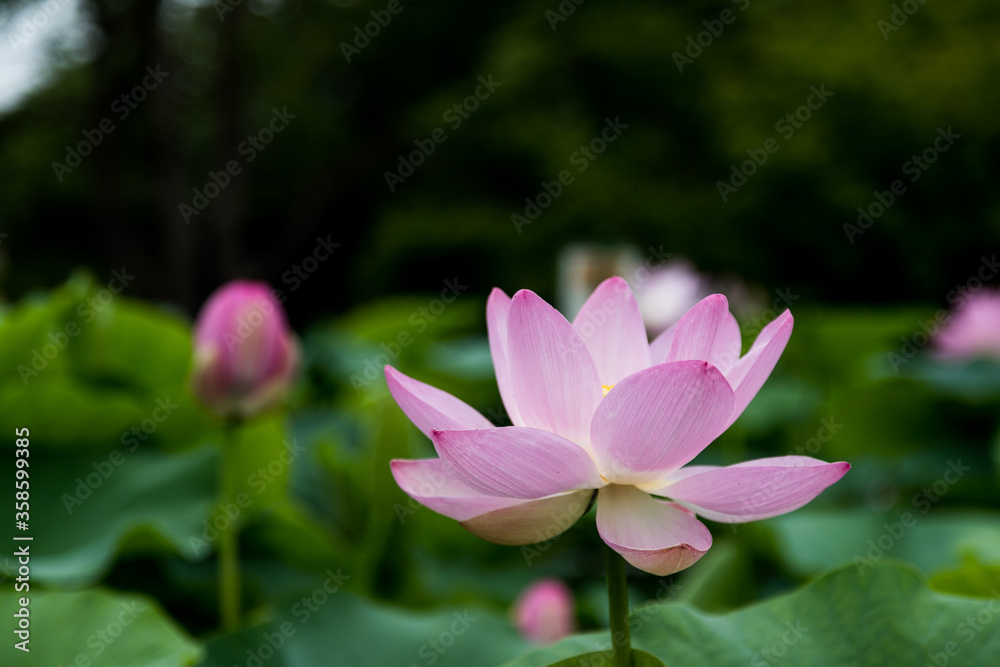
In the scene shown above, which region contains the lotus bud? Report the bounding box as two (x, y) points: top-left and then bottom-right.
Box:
(513, 578), (575, 644)
(190, 280), (298, 419)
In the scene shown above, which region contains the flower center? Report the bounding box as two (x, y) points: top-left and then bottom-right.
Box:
(601, 384), (614, 397)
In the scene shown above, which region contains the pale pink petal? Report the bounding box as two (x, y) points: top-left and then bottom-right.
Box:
(590, 361), (735, 484)
(596, 484), (711, 576)
(572, 277), (651, 386)
(649, 456), (851, 523)
(487, 288), (523, 426)
(390, 458), (523, 521)
(461, 489), (594, 546)
(432, 426), (604, 499)
(392, 459), (593, 545)
(385, 366), (494, 438)
(648, 323), (677, 365)
(507, 290), (602, 448)
(724, 310), (793, 424)
(635, 464), (718, 489)
(667, 294), (743, 373)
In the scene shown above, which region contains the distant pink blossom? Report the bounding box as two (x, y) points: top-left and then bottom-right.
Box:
(513, 578), (575, 644)
(935, 289), (1000, 361)
(387, 278), (849, 576)
(634, 260), (710, 335)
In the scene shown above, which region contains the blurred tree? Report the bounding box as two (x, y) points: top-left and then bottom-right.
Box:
(0, 0), (997, 322)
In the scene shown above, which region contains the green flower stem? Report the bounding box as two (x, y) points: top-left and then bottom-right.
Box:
(605, 543), (633, 667)
(218, 419), (242, 631)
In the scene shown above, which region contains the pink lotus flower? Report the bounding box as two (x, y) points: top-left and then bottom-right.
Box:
(935, 289), (1000, 361)
(190, 280), (299, 419)
(512, 578), (575, 644)
(387, 278), (849, 576)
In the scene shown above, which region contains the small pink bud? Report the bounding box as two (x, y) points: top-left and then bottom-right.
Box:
(513, 578), (575, 644)
(935, 288), (1000, 361)
(190, 280), (298, 418)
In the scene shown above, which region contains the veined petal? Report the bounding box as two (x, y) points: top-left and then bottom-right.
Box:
(487, 288), (523, 426)
(596, 484), (711, 576)
(590, 361), (735, 484)
(461, 489), (594, 546)
(667, 294), (743, 373)
(433, 426), (605, 499)
(392, 459), (592, 545)
(572, 277), (651, 386)
(385, 366), (494, 438)
(648, 323), (677, 365)
(649, 456), (850, 523)
(508, 290), (603, 448)
(724, 310), (793, 425)
(390, 458), (523, 521)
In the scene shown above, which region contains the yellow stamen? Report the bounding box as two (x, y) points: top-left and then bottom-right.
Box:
(602, 384), (615, 397)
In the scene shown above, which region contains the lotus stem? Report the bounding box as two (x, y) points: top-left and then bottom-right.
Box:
(219, 419), (242, 630)
(605, 543), (632, 667)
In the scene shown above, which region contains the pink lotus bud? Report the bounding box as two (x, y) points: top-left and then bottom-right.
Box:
(190, 280), (299, 419)
(513, 578), (575, 644)
(935, 288), (1000, 362)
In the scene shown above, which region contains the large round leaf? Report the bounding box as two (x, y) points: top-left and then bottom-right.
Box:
(506, 563), (1000, 666)
(0, 589), (201, 665)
